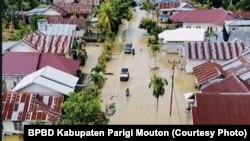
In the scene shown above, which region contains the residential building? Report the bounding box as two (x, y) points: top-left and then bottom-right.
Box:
(2, 92), (64, 134)
(12, 66), (79, 96)
(3, 52), (80, 91)
(158, 28), (205, 53)
(170, 9), (236, 32)
(232, 11), (250, 20)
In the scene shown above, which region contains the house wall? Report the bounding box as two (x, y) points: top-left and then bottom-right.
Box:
(43, 9), (62, 16)
(18, 84), (62, 96)
(53, 0), (74, 3)
(2, 76), (24, 91)
(10, 42), (37, 53)
(186, 59), (226, 73)
(3, 121), (30, 134)
(183, 23), (222, 32)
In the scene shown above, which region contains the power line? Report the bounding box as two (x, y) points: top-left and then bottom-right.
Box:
(168, 60), (180, 116)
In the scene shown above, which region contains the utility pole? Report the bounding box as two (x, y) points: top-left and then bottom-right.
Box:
(168, 60), (180, 116)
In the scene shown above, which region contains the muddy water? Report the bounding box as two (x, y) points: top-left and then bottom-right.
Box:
(101, 4), (197, 124)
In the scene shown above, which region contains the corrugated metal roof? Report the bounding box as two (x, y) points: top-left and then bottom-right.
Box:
(12, 66), (79, 96)
(170, 9), (236, 26)
(2, 92), (64, 122)
(193, 60), (226, 86)
(47, 18), (85, 29)
(233, 11), (250, 20)
(52, 2), (93, 15)
(159, 2), (180, 9)
(22, 32), (73, 54)
(41, 24), (76, 36)
(183, 41), (247, 60)
(202, 74), (250, 93)
(192, 92), (250, 124)
(3, 52), (80, 76)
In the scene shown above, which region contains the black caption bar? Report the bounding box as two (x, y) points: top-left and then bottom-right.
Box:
(24, 125), (250, 141)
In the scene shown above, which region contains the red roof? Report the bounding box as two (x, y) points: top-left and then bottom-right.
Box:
(159, 2), (180, 9)
(53, 2), (93, 15)
(233, 11), (250, 20)
(224, 55), (250, 76)
(3, 52), (80, 76)
(193, 60), (226, 86)
(185, 41), (247, 60)
(80, 0), (100, 6)
(47, 17), (85, 29)
(2, 92), (64, 122)
(192, 93), (250, 125)
(22, 32), (73, 54)
(170, 9), (236, 26)
(202, 74), (250, 93)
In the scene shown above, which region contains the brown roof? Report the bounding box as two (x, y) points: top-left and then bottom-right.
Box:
(225, 55), (250, 76)
(184, 41), (247, 60)
(192, 92), (250, 125)
(159, 2), (180, 9)
(47, 17), (85, 29)
(170, 9), (236, 26)
(53, 2), (93, 15)
(22, 32), (73, 54)
(193, 60), (226, 86)
(202, 74), (250, 93)
(2, 92), (64, 122)
(233, 11), (250, 20)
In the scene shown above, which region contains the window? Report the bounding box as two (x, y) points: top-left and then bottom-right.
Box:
(13, 121), (22, 131)
(186, 26), (191, 28)
(196, 26), (201, 28)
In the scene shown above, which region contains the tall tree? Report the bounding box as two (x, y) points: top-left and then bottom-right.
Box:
(149, 75), (168, 121)
(140, 1), (155, 15)
(150, 44), (160, 69)
(59, 88), (109, 125)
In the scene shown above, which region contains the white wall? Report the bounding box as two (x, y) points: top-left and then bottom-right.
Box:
(53, 0), (74, 3)
(10, 42), (37, 53)
(2, 121), (30, 134)
(19, 84), (62, 96)
(183, 23), (222, 32)
(2, 76), (24, 91)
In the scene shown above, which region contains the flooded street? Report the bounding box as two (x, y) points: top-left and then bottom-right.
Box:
(101, 4), (197, 124)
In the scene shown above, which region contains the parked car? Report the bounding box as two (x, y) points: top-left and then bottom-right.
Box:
(120, 68), (129, 81)
(124, 43), (133, 54)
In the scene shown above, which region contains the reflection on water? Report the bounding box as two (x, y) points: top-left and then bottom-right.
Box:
(100, 4), (196, 124)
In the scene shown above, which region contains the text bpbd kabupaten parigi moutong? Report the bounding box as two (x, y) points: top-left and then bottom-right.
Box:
(28, 128), (248, 138)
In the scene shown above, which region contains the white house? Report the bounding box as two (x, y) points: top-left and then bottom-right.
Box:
(158, 1), (193, 16)
(12, 66), (79, 96)
(2, 92), (64, 134)
(170, 9), (236, 32)
(179, 41), (248, 73)
(158, 28), (205, 53)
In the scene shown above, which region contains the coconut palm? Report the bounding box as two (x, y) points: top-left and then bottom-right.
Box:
(149, 75), (168, 122)
(97, 1), (117, 33)
(89, 71), (105, 88)
(150, 43), (160, 69)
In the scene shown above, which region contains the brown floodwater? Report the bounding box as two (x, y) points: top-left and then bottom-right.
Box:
(100, 4), (197, 124)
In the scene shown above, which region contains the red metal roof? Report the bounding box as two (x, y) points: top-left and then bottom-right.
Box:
(233, 11), (250, 20)
(185, 41), (247, 60)
(80, 0), (100, 6)
(3, 52), (80, 76)
(159, 2), (180, 9)
(2, 92), (64, 122)
(193, 60), (226, 85)
(53, 2), (93, 15)
(224, 55), (250, 76)
(47, 17), (85, 29)
(170, 9), (236, 25)
(192, 93), (250, 125)
(202, 74), (250, 93)
(22, 32), (73, 54)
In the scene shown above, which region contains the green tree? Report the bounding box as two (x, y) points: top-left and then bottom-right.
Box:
(91, 64), (106, 73)
(140, 2), (155, 15)
(59, 90), (109, 125)
(30, 14), (45, 31)
(150, 44), (160, 69)
(149, 75), (168, 121)
(89, 71), (106, 88)
(139, 18), (157, 34)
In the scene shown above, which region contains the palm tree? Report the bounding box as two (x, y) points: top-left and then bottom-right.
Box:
(89, 71), (105, 88)
(149, 75), (168, 122)
(150, 44), (160, 69)
(85, 20), (92, 38)
(97, 2), (117, 33)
